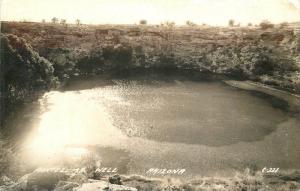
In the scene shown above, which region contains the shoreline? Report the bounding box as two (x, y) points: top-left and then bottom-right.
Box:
(224, 80), (300, 114)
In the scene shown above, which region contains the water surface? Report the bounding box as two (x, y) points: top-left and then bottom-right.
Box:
(15, 78), (300, 176)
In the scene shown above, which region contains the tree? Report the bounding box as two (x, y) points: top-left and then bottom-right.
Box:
(76, 19), (81, 26)
(42, 19), (46, 23)
(60, 19), (67, 25)
(228, 19), (234, 27)
(51, 17), (58, 24)
(139, 19), (147, 25)
(248, 23), (252, 27)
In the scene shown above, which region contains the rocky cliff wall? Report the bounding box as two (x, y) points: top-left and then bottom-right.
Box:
(2, 22), (299, 92)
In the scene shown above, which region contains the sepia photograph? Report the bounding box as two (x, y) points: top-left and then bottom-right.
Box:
(0, 0), (300, 190)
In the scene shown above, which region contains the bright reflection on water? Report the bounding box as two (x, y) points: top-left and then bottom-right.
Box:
(25, 90), (127, 161)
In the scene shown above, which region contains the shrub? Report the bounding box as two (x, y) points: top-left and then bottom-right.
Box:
(279, 22), (289, 29)
(228, 19), (235, 27)
(102, 44), (133, 70)
(259, 20), (274, 30)
(186, 21), (196, 26)
(139, 20), (147, 25)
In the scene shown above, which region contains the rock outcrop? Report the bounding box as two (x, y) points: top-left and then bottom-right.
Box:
(74, 181), (137, 191)
(0, 34), (59, 126)
(1, 168), (299, 191)
(1, 21), (300, 93)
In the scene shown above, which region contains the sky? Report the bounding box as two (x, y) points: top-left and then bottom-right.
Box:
(0, 0), (300, 25)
